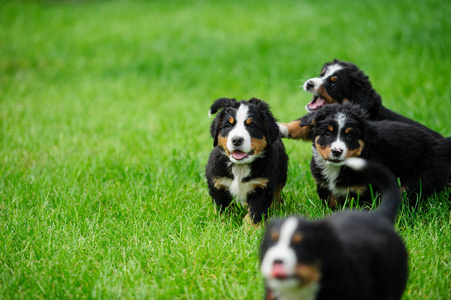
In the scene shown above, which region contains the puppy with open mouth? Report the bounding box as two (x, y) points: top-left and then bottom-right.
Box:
(206, 97), (288, 224)
(278, 59), (443, 141)
(260, 158), (408, 300)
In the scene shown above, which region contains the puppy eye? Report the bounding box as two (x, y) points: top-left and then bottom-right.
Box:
(347, 133), (353, 139)
(247, 123), (256, 129)
(330, 82), (336, 88)
(225, 123), (233, 129)
(325, 131), (332, 137)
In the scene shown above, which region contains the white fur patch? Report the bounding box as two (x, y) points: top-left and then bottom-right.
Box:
(214, 164), (267, 206)
(227, 104), (252, 154)
(303, 63), (343, 95)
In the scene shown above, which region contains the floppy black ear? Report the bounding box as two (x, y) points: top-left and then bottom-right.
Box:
(299, 113), (316, 127)
(209, 98), (238, 116)
(248, 97), (280, 145)
(362, 120), (378, 146)
(209, 98), (238, 147)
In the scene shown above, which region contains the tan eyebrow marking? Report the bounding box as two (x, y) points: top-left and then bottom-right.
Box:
(328, 125), (334, 132)
(330, 76), (338, 82)
(292, 232), (303, 244)
(321, 68), (325, 76)
(345, 128), (353, 134)
(246, 118), (253, 125)
(228, 117), (234, 124)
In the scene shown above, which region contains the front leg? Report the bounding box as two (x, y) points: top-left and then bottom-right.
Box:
(278, 114), (314, 140)
(246, 189), (274, 224)
(209, 187), (234, 214)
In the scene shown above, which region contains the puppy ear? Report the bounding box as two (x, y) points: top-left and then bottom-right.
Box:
(209, 98), (237, 117)
(248, 98), (280, 145)
(299, 113), (316, 127)
(350, 71), (381, 118)
(209, 98), (238, 147)
(363, 120), (378, 145)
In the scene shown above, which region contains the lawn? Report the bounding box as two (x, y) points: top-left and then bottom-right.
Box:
(1, 0), (450, 299)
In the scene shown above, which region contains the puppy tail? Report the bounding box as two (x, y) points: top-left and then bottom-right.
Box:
(345, 158), (401, 224)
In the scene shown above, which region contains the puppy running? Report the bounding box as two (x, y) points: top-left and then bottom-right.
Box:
(279, 59), (443, 140)
(206, 97), (288, 224)
(260, 158), (408, 300)
(306, 104), (451, 208)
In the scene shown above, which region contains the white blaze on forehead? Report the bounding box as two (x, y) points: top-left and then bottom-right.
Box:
(303, 64), (343, 94)
(329, 112), (347, 160)
(323, 63), (343, 78)
(261, 217), (299, 278)
(227, 103), (252, 153)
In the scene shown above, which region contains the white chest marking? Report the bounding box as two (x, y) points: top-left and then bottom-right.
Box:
(313, 148), (348, 197)
(213, 164), (268, 206)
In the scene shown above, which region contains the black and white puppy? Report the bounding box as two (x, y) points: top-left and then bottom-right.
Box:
(307, 104), (451, 208)
(206, 97), (288, 224)
(279, 59), (443, 140)
(260, 158), (408, 300)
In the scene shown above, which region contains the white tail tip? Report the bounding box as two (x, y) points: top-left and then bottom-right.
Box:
(345, 157), (367, 171)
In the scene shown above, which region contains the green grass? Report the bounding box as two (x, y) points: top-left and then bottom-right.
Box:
(1, 0), (450, 299)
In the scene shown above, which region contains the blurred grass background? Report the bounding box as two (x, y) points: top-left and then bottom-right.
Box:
(1, 0), (450, 299)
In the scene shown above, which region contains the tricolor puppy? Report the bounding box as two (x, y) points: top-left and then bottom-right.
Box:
(307, 104), (451, 208)
(279, 59), (443, 140)
(260, 158), (408, 300)
(206, 97), (288, 224)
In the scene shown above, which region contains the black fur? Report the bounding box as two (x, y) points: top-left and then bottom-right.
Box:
(282, 59), (443, 140)
(205, 97), (288, 224)
(309, 104), (451, 207)
(260, 159), (408, 300)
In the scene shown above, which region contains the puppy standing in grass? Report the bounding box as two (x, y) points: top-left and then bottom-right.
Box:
(260, 158), (408, 300)
(206, 97), (288, 224)
(305, 104), (451, 208)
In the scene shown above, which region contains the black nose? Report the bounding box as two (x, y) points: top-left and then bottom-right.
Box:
(331, 148), (343, 157)
(232, 136), (244, 146)
(305, 80), (315, 90)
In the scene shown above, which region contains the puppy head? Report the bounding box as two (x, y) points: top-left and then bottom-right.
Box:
(303, 60), (381, 116)
(309, 104), (373, 165)
(209, 97), (280, 164)
(260, 217), (323, 297)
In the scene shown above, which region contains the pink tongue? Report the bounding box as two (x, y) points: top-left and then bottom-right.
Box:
(272, 263), (288, 279)
(308, 97), (326, 110)
(232, 150), (248, 160)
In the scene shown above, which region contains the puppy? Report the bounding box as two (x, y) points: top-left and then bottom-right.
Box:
(205, 97), (288, 224)
(307, 104), (451, 208)
(279, 59), (443, 140)
(260, 158), (408, 300)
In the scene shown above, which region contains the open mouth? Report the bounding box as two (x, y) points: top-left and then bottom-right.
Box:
(307, 95), (327, 111)
(231, 149), (254, 161)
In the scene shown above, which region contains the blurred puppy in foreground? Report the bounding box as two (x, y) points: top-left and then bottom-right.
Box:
(260, 158), (408, 300)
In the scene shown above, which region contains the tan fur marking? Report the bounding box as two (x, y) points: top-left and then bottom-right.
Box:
(246, 118), (252, 125)
(213, 177), (228, 190)
(348, 185), (367, 195)
(330, 76), (338, 82)
(345, 128), (352, 134)
(328, 194), (345, 209)
(328, 125), (334, 132)
(273, 183), (285, 206)
(250, 178), (269, 190)
(292, 232), (303, 245)
(315, 136), (331, 160)
(228, 116), (234, 124)
(343, 99), (351, 103)
(217, 135), (230, 156)
(295, 263), (322, 287)
(281, 120), (312, 140)
(345, 140), (365, 158)
(318, 86), (339, 104)
(270, 230), (280, 241)
(251, 136), (267, 155)
(321, 68), (325, 75)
